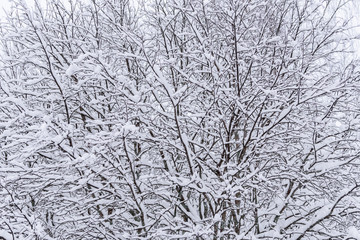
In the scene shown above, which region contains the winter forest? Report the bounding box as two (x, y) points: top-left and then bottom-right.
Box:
(0, 0), (360, 239)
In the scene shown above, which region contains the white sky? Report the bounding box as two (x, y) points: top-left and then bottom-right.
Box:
(0, 0), (12, 17)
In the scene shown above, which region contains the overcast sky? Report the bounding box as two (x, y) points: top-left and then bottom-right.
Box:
(0, 0), (11, 16)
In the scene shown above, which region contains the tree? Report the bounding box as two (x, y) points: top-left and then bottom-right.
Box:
(0, 0), (359, 239)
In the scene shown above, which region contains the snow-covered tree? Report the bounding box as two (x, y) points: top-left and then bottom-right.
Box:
(0, 0), (359, 239)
